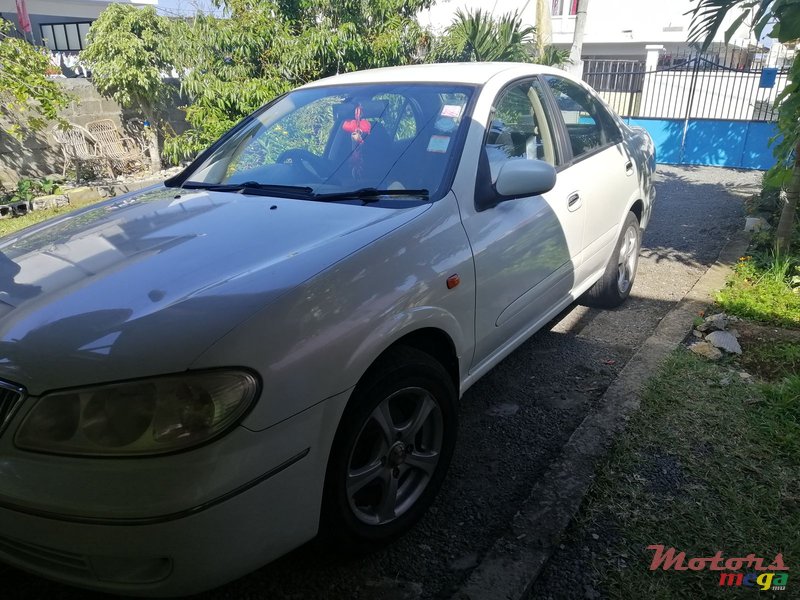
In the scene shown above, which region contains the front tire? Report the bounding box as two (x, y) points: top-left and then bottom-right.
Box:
(321, 346), (457, 550)
(582, 211), (641, 309)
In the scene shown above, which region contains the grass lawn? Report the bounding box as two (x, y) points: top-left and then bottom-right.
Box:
(716, 253), (800, 328)
(0, 207), (77, 238)
(582, 340), (799, 597)
(555, 201), (800, 597)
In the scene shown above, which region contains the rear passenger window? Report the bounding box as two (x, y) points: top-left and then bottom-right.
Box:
(543, 75), (622, 160)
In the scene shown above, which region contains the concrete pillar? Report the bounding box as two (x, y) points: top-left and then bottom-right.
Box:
(641, 45), (665, 117)
(645, 45), (664, 71)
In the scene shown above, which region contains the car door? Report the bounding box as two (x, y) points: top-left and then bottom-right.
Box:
(457, 78), (585, 370)
(541, 75), (636, 281)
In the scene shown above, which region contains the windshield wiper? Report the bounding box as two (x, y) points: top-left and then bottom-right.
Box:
(181, 181), (314, 198)
(313, 188), (430, 203)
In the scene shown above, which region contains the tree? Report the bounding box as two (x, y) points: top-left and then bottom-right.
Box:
(429, 9), (536, 63)
(164, 2), (292, 161)
(163, 0), (433, 162)
(0, 21), (71, 140)
(426, 8), (570, 66)
(535, 0), (553, 58)
(568, 0), (590, 77)
(80, 5), (175, 172)
(690, 0), (800, 253)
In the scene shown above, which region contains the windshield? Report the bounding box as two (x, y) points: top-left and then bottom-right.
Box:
(182, 83), (475, 201)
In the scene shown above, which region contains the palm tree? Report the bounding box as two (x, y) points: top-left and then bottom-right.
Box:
(690, 0), (800, 253)
(449, 8), (536, 63)
(427, 8), (570, 66)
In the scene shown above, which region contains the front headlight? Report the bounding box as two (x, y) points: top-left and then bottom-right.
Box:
(15, 370), (258, 456)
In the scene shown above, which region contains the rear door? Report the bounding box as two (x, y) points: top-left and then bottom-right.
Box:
(541, 75), (635, 280)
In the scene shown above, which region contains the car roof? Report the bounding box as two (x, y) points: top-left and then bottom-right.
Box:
(300, 62), (573, 88)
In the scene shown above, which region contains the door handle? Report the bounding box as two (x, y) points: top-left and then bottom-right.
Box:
(625, 160), (634, 176)
(567, 192), (582, 212)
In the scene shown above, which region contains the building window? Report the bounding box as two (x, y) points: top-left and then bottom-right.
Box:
(552, 0), (579, 16)
(40, 22), (92, 51)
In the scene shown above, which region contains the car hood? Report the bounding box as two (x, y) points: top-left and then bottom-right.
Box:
(0, 186), (428, 393)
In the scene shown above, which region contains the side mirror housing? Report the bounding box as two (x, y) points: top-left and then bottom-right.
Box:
(494, 159), (557, 199)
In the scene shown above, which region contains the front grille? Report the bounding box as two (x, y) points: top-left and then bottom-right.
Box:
(0, 380), (25, 437)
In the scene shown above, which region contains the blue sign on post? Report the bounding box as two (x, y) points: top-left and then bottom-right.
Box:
(759, 68), (778, 88)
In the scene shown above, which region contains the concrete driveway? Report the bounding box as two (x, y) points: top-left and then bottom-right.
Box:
(1, 165), (762, 600)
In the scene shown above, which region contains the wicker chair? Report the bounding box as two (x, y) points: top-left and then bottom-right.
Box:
(51, 124), (111, 182)
(87, 119), (144, 175)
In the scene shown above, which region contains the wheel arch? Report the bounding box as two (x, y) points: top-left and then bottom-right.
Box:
(629, 198), (644, 225)
(355, 327), (460, 396)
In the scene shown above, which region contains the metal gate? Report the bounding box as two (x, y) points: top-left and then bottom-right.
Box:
(583, 47), (792, 169)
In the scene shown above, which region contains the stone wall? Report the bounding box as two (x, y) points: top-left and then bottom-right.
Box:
(0, 78), (187, 188)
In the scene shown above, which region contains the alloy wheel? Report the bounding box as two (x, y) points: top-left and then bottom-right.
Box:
(617, 224), (639, 294)
(345, 386), (443, 526)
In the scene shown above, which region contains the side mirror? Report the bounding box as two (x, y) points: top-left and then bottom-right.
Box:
(494, 159), (557, 199)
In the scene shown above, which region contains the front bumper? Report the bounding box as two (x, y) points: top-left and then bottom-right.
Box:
(0, 452), (310, 596)
(0, 389), (352, 596)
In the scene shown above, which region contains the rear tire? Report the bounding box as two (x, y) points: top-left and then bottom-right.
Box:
(320, 346), (457, 551)
(581, 211), (641, 309)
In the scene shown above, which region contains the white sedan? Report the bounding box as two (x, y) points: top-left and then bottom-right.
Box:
(0, 63), (655, 595)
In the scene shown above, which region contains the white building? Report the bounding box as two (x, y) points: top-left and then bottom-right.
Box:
(550, 0), (758, 57)
(0, 0), (157, 51)
(418, 0), (759, 60)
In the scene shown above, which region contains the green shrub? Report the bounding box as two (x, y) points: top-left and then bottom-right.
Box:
(0, 178), (63, 205)
(716, 253), (800, 328)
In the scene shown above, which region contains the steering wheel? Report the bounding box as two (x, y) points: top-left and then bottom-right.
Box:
(275, 149), (328, 180)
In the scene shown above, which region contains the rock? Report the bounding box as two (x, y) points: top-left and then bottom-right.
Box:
(744, 216), (771, 232)
(31, 194), (69, 211)
(728, 328), (740, 338)
(697, 312), (729, 332)
(706, 330), (742, 354)
(65, 186), (105, 207)
(690, 341), (723, 360)
(692, 330), (703, 338)
(485, 402), (519, 417)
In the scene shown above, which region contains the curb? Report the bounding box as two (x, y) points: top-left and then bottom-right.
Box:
(454, 230), (752, 600)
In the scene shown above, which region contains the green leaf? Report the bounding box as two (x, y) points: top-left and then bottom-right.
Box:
(0, 21), (72, 138)
(724, 10), (751, 44)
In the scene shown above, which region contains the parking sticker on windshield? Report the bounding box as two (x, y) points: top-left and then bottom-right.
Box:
(435, 117), (458, 133)
(427, 135), (451, 153)
(440, 105), (463, 119)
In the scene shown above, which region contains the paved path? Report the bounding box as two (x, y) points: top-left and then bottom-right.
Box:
(1, 166), (761, 600)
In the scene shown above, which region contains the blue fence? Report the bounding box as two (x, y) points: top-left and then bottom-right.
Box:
(625, 118), (779, 170)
